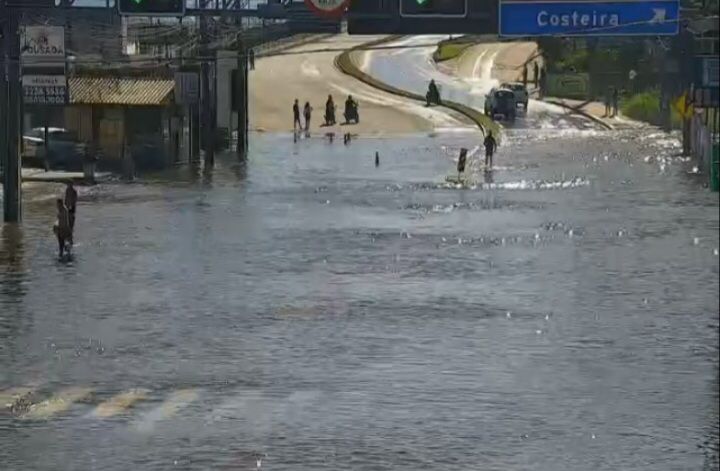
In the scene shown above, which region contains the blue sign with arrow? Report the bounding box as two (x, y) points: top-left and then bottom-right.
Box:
(499, 0), (680, 37)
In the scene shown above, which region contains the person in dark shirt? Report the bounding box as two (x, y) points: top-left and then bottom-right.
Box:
(457, 147), (468, 180)
(325, 95), (336, 126)
(612, 87), (619, 117)
(53, 199), (72, 258)
(303, 102), (313, 132)
(484, 131), (498, 169)
(293, 99), (301, 131)
(64, 182), (78, 242)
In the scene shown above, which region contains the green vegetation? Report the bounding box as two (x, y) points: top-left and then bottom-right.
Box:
(432, 37), (476, 62)
(537, 38), (651, 98)
(433, 41), (474, 62)
(620, 90), (682, 127)
(621, 91), (661, 125)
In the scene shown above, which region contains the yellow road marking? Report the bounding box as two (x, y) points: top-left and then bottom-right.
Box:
(158, 389), (198, 417)
(21, 387), (94, 420)
(92, 389), (150, 418)
(134, 389), (198, 432)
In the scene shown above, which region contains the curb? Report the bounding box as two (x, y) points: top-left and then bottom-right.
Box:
(543, 98), (615, 130)
(334, 36), (500, 138)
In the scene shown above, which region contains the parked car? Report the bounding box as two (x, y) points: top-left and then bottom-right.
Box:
(500, 81), (529, 110)
(23, 127), (84, 170)
(484, 88), (517, 122)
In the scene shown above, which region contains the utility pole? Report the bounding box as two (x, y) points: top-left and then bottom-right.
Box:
(236, 36), (247, 158)
(0, 1), (7, 204)
(199, 0), (214, 167)
(2, 5), (22, 223)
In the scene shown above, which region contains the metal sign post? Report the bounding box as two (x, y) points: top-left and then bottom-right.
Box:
(2, 8), (22, 222)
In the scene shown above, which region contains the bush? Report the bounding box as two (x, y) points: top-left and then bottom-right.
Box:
(621, 90), (682, 127)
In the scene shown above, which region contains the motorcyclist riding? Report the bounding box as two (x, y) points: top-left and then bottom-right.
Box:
(426, 79), (440, 106)
(344, 95), (359, 124)
(325, 95), (336, 126)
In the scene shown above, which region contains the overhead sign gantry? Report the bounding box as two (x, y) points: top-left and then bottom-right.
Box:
(348, 0), (497, 34)
(117, 0), (186, 16)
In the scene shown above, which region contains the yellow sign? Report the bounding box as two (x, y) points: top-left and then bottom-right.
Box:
(673, 92), (694, 119)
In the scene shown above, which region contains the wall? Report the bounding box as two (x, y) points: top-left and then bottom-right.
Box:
(216, 50), (238, 134)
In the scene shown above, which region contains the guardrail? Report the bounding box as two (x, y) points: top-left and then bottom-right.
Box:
(690, 113), (719, 191)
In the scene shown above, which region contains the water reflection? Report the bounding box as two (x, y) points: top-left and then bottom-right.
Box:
(0, 130), (717, 470)
(701, 366), (720, 470)
(483, 169), (494, 185)
(0, 222), (29, 382)
(0, 223), (26, 302)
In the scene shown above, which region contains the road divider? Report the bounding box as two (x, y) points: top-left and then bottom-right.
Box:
(334, 36), (501, 139)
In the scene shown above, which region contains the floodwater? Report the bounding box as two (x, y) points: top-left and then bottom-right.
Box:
(1, 125), (718, 470)
(363, 36), (599, 131)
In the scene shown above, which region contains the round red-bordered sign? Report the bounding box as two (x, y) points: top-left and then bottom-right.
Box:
(304, 0), (350, 19)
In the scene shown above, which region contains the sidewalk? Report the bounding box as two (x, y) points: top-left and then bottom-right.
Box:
(541, 97), (645, 130)
(541, 97), (614, 129)
(21, 168), (110, 184)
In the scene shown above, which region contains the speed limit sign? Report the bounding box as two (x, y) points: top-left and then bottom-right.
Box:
(304, 0), (350, 18)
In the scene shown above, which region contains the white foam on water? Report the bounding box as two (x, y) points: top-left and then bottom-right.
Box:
(439, 177), (589, 191)
(471, 50), (488, 80)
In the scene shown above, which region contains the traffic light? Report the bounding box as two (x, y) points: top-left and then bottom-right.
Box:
(399, 0), (467, 17)
(117, 0), (185, 16)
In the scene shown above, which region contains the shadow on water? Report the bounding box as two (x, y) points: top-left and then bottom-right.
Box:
(0, 223), (30, 375)
(701, 366), (720, 470)
(0, 223), (26, 302)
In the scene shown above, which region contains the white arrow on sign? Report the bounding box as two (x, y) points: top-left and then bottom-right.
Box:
(649, 8), (666, 24)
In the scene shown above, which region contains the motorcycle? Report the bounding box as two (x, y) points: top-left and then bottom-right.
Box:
(426, 84), (441, 106)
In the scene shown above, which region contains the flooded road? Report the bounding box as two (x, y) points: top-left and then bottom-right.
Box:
(1, 126), (718, 470)
(362, 36), (599, 131)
